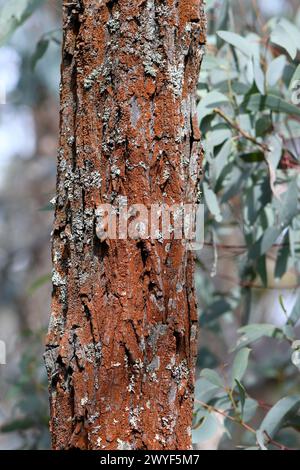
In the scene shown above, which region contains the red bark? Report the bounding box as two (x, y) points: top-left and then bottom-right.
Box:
(46, 0), (206, 450)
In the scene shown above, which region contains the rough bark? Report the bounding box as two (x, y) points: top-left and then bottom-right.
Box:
(46, 0), (206, 450)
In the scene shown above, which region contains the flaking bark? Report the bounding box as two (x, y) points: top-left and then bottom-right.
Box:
(46, 0), (206, 450)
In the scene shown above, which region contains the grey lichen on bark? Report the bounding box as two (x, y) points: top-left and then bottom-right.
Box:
(46, 0), (206, 450)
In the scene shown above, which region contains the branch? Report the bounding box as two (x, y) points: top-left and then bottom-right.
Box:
(195, 399), (293, 451)
(213, 107), (270, 152)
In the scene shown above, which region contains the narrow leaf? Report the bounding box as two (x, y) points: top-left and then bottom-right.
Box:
(200, 368), (224, 388)
(231, 348), (251, 388)
(259, 396), (300, 440)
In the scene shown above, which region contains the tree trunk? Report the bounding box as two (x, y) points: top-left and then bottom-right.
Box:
(45, 0), (206, 450)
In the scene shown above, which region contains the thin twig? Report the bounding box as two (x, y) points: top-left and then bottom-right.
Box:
(213, 107), (270, 152)
(195, 399), (293, 450)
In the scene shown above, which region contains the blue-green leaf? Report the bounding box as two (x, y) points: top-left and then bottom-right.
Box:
(194, 377), (220, 404)
(31, 38), (49, 70)
(248, 227), (281, 260)
(192, 411), (220, 444)
(217, 31), (257, 57)
(246, 94), (300, 117)
(197, 91), (229, 120)
(259, 396), (300, 440)
(253, 58), (265, 95)
(270, 23), (297, 60)
(266, 56), (286, 88)
(200, 368), (224, 388)
(289, 64), (300, 90)
(0, 0), (45, 46)
(203, 182), (223, 223)
(231, 348), (251, 388)
(289, 294), (300, 326)
(236, 324), (282, 349)
(274, 231), (290, 280)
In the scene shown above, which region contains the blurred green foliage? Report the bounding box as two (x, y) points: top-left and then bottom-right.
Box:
(194, 0), (300, 450)
(0, 0), (46, 47)
(1, 330), (50, 449)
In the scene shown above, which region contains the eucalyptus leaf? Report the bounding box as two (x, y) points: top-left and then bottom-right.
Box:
(31, 38), (49, 70)
(257, 255), (267, 287)
(194, 377), (220, 404)
(231, 348), (251, 388)
(192, 411), (220, 444)
(0, 0), (45, 46)
(253, 58), (265, 95)
(197, 91), (230, 120)
(246, 94), (300, 117)
(259, 396), (300, 440)
(266, 56), (286, 88)
(200, 368), (224, 389)
(1, 418), (36, 433)
(217, 31), (257, 58)
(203, 182), (223, 222)
(248, 227), (282, 260)
(235, 379), (246, 417)
(275, 231), (290, 280)
(289, 294), (300, 326)
(28, 273), (51, 295)
(256, 429), (268, 450)
(236, 324), (281, 349)
(289, 64), (300, 91)
(242, 398), (258, 423)
(199, 298), (232, 326)
(270, 24), (297, 60)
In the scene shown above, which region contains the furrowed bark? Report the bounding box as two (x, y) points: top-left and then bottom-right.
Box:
(46, 0), (206, 450)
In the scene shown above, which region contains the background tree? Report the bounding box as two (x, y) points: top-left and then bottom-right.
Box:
(45, 0), (206, 450)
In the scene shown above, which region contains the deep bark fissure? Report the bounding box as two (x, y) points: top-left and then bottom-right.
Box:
(46, 0), (206, 450)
